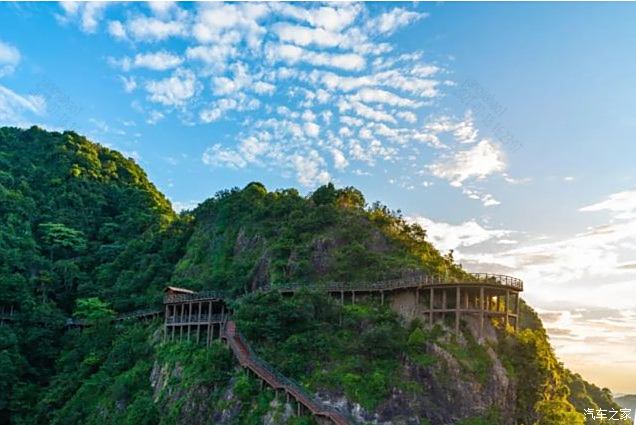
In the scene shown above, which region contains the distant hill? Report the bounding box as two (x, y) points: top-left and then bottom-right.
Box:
(617, 395), (636, 416)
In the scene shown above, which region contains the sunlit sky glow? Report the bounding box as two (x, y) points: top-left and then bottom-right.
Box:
(1, 2), (635, 394)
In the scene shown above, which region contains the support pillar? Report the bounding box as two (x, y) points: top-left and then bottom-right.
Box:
(197, 301), (202, 344)
(429, 287), (434, 325)
(455, 287), (461, 333)
(187, 302), (192, 341)
(352, 291), (356, 305)
(505, 290), (510, 327)
(381, 291), (384, 306)
(340, 291), (344, 305)
(515, 293), (520, 332)
(479, 286), (485, 339)
(164, 304), (169, 342)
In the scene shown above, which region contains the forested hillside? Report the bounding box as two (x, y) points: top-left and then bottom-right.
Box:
(0, 127), (630, 425)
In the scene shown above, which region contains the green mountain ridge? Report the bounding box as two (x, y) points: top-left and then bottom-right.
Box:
(0, 127), (631, 425)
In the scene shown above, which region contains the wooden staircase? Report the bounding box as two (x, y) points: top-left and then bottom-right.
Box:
(224, 320), (351, 425)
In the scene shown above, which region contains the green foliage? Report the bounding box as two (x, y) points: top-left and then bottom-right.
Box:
(442, 329), (492, 384)
(73, 297), (115, 322)
(235, 293), (413, 410)
(0, 127), (180, 423)
(172, 181), (469, 294)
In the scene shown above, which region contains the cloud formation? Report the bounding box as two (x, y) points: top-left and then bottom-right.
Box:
(55, 2), (515, 194)
(0, 40), (20, 77)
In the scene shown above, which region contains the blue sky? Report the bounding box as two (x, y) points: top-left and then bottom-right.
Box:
(1, 2), (636, 394)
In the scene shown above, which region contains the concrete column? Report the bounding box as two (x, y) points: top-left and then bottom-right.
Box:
(455, 286), (461, 333)
(479, 286), (485, 338)
(381, 291), (384, 305)
(352, 291), (356, 304)
(515, 293), (520, 332)
(505, 290), (510, 327)
(197, 302), (202, 343)
(429, 287), (434, 324)
(187, 302), (192, 341)
(163, 304), (169, 342)
(442, 289), (447, 311)
(341, 291), (344, 304)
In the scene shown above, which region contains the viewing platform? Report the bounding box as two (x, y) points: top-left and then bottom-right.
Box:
(277, 272), (523, 335)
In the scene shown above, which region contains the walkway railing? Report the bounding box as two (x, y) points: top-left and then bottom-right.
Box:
(115, 308), (162, 321)
(166, 313), (225, 324)
(275, 271), (523, 293)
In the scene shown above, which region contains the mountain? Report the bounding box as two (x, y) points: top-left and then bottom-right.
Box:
(0, 127), (631, 425)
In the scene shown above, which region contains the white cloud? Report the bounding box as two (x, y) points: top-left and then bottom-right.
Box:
(192, 3), (269, 49)
(172, 199), (200, 212)
(0, 40), (21, 77)
(126, 15), (187, 41)
(273, 23), (344, 49)
(200, 93), (260, 123)
(58, 2), (109, 33)
(148, 1), (177, 18)
(340, 100), (397, 124)
(0, 84), (46, 125)
(119, 76), (137, 93)
(274, 3), (361, 32)
(331, 148), (348, 170)
(366, 8), (427, 35)
(397, 111), (417, 123)
(579, 189), (636, 220)
(114, 51), (183, 71)
(107, 20), (127, 39)
(408, 216), (512, 252)
(202, 136), (270, 169)
(459, 213), (636, 297)
(253, 81), (275, 95)
(202, 144), (248, 168)
(428, 139), (506, 187)
(145, 68), (197, 106)
(351, 87), (420, 108)
(266, 43), (365, 71)
(146, 110), (164, 125)
(304, 121), (320, 138)
(291, 150), (331, 187)
(186, 44), (237, 67)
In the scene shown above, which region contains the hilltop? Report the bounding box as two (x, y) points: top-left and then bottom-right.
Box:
(0, 127), (631, 425)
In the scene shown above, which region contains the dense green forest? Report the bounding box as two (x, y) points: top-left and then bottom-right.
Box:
(0, 127), (630, 425)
